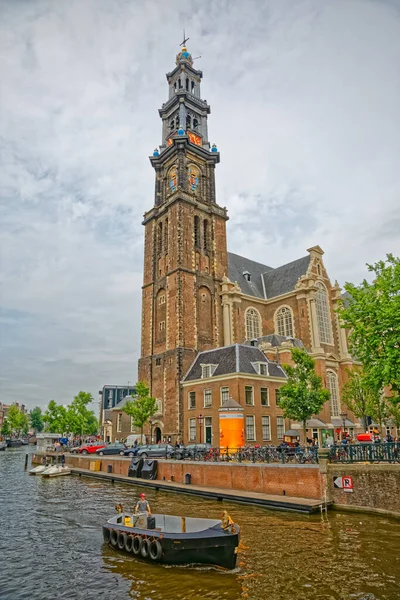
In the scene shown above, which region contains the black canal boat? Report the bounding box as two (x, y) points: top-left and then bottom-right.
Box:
(103, 513), (240, 570)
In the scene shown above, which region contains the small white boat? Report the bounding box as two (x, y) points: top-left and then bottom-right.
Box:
(42, 465), (71, 477)
(29, 465), (49, 475)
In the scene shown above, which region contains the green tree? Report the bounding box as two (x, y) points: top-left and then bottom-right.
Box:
(369, 393), (390, 430)
(7, 405), (29, 437)
(341, 369), (378, 431)
(1, 419), (11, 438)
(122, 381), (157, 442)
(278, 348), (330, 444)
(30, 407), (44, 433)
(44, 400), (67, 433)
(67, 391), (97, 436)
(338, 254), (400, 399)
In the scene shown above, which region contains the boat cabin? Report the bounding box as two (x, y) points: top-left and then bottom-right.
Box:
(36, 433), (62, 452)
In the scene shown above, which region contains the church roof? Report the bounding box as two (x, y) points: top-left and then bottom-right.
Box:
(227, 252), (310, 300)
(182, 344), (286, 381)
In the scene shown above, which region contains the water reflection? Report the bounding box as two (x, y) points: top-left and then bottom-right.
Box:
(0, 449), (399, 600)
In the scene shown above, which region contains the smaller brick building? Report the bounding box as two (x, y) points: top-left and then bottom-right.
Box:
(182, 344), (288, 446)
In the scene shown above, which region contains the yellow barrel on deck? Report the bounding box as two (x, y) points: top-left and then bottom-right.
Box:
(218, 398), (244, 450)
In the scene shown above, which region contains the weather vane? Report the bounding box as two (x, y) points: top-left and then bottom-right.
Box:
(180, 29), (189, 47)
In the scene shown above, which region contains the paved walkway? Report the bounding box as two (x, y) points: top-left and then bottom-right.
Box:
(70, 467), (328, 514)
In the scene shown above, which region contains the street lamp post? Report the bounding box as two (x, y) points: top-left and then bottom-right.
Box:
(149, 419), (153, 444)
(197, 414), (204, 444)
(340, 411), (348, 440)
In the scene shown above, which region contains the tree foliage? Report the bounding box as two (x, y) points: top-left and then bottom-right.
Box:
(43, 393), (98, 435)
(122, 381), (157, 441)
(338, 254), (400, 399)
(30, 407), (44, 432)
(1, 419), (11, 438)
(279, 348), (330, 442)
(7, 404), (29, 436)
(341, 369), (380, 430)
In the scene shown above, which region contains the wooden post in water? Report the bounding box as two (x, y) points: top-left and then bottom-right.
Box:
(24, 454), (29, 470)
(181, 517), (186, 533)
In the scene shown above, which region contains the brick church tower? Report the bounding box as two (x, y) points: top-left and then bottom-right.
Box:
(138, 43), (228, 442)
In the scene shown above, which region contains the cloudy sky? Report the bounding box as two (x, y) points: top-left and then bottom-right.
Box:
(1, 0), (399, 411)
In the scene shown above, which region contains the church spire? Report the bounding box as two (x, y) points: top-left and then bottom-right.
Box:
(155, 38), (214, 153)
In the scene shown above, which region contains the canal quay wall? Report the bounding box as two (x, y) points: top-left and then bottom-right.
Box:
(32, 452), (400, 517)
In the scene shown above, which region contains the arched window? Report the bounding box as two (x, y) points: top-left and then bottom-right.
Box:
(176, 115), (180, 127)
(276, 306), (294, 337)
(203, 219), (209, 250)
(327, 371), (340, 417)
(316, 282), (332, 344)
(193, 117), (198, 129)
(158, 222), (163, 254)
(164, 218), (168, 254)
(191, 80), (195, 93)
(194, 216), (200, 248)
(178, 78), (182, 89)
(245, 308), (261, 340)
(185, 77), (189, 91)
(169, 119), (175, 131)
(186, 114), (191, 129)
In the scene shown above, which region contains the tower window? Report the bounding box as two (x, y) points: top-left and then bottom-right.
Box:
(174, 82), (177, 91)
(186, 77), (189, 91)
(194, 216), (200, 248)
(203, 219), (209, 250)
(327, 371), (340, 417)
(193, 118), (198, 129)
(164, 218), (168, 254)
(159, 321), (166, 331)
(158, 222), (163, 254)
(170, 119), (175, 131)
(186, 114), (191, 129)
(191, 80), (195, 93)
(178, 78), (182, 89)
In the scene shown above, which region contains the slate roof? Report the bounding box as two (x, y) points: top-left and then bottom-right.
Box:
(227, 252), (310, 299)
(111, 395), (135, 410)
(183, 344), (286, 381)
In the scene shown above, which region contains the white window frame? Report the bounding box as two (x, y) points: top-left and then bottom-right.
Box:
(262, 415), (271, 441)
(277, 416), (284, 440)
(188, 391), (196, 410)
(260, 387), (269, 407)
(315, 282), (332, 344)
(201, 364), (217, 379)
(327, 370), (340, 417)
(159, 320), (166, 331)
(245, 415), (256, 441)
(245, 307), (262, 340)
(275, 306), (294, 338)
(189, 418), (196, 441)
(220, 386), (229, 405)
(204, 389), (212, 408)
(245, 385), (254, 406)
(117, 413), (122, 432)
(159, 294), (166, 305)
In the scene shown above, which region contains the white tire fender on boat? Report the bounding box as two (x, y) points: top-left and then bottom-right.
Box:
(140, 538), (151, 558)
(149, 539), (162, 561)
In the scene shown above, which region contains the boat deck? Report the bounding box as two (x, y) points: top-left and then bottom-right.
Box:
(70, 467), (329, 514)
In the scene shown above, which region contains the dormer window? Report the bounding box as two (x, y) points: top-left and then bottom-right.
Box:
(251, 362), (269, 376)
(201, 364), (218, 379)
(243, 271), (251, 282)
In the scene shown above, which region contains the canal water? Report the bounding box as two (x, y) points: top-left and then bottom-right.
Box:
(0, 449), (399, 600)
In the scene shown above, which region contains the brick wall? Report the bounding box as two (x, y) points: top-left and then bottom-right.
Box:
(327, 464), (400, 516)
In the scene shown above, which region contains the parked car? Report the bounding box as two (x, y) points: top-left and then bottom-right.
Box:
(123, 445), (141, 458)
(136, 444), (174, 459)
(96, 443), (127, 456)
(71, 442), (106, 455)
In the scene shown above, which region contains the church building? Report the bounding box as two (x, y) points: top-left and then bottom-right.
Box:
(138, 43), (357, 446)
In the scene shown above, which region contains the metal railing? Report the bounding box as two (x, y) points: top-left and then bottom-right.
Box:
(170, 445), (319, 464)
(329, 442), (400, 464)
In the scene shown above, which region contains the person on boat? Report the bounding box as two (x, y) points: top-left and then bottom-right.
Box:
(135, 493), (151, 515)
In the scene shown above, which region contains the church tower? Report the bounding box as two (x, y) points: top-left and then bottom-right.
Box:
(138, 42), (229, 442)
